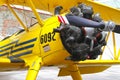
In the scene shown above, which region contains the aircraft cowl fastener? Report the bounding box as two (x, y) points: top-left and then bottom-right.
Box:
(54, 23), (72, 33)
(53, 24), (66, 33)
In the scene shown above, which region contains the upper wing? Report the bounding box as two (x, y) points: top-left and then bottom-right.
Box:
(1, 0), (120, 24)
(0, 0), (82, 13)
(84, 0), (120, 24)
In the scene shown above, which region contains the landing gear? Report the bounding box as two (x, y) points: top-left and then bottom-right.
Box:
(67, 64), (83, 80)
(26, 58), (42, 80)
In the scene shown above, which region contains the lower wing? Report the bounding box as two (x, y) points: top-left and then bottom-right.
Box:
(0, 57), (25, 71)
(58, 60), (120, 76)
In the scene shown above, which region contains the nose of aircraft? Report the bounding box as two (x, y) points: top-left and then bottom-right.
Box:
(54, 24), (90, 61)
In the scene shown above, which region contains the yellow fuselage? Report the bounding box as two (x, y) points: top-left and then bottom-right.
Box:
(0, 16), (70, 70)
(0, 15), (111, 75)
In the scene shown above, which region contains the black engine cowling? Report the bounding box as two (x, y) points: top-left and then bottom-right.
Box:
(54, 24), (90, 61)
(54, 23), (107, 61)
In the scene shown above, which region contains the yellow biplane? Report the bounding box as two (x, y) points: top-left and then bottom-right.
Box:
(0, 0), (120, 80)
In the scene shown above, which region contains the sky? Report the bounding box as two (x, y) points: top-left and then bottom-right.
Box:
(94, 0), (120, 60)
(95, 0), (120, 9)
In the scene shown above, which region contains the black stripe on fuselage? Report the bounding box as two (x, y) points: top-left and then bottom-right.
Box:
(0, 38), (37, 57)
(0, 46), (12, 52)
(0, 52), (9, 56)
(0, 38), (37, 49)
(0, 44), (34, 57)
(11, 44), (34, 53)
(12, 50), (32, 58)
(10, 59), (25, 63)
(6, 51), (32, 63)
(8, 57), (25, 63)
(0, 41), (17, 49)
(15, 38), (37, 47)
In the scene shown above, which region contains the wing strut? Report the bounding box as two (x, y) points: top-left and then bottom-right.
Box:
(29, 0), (44, 27)
(117, 49), (120, 59)
(26, 57), (43, 80)
(112, 32), (117, 60)
(7, 3), (29, 32)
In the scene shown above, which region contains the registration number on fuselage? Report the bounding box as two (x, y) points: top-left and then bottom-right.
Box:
(40, 32), (56, 44)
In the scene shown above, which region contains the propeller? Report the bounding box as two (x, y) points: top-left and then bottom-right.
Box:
(64, 15), (120, 34)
